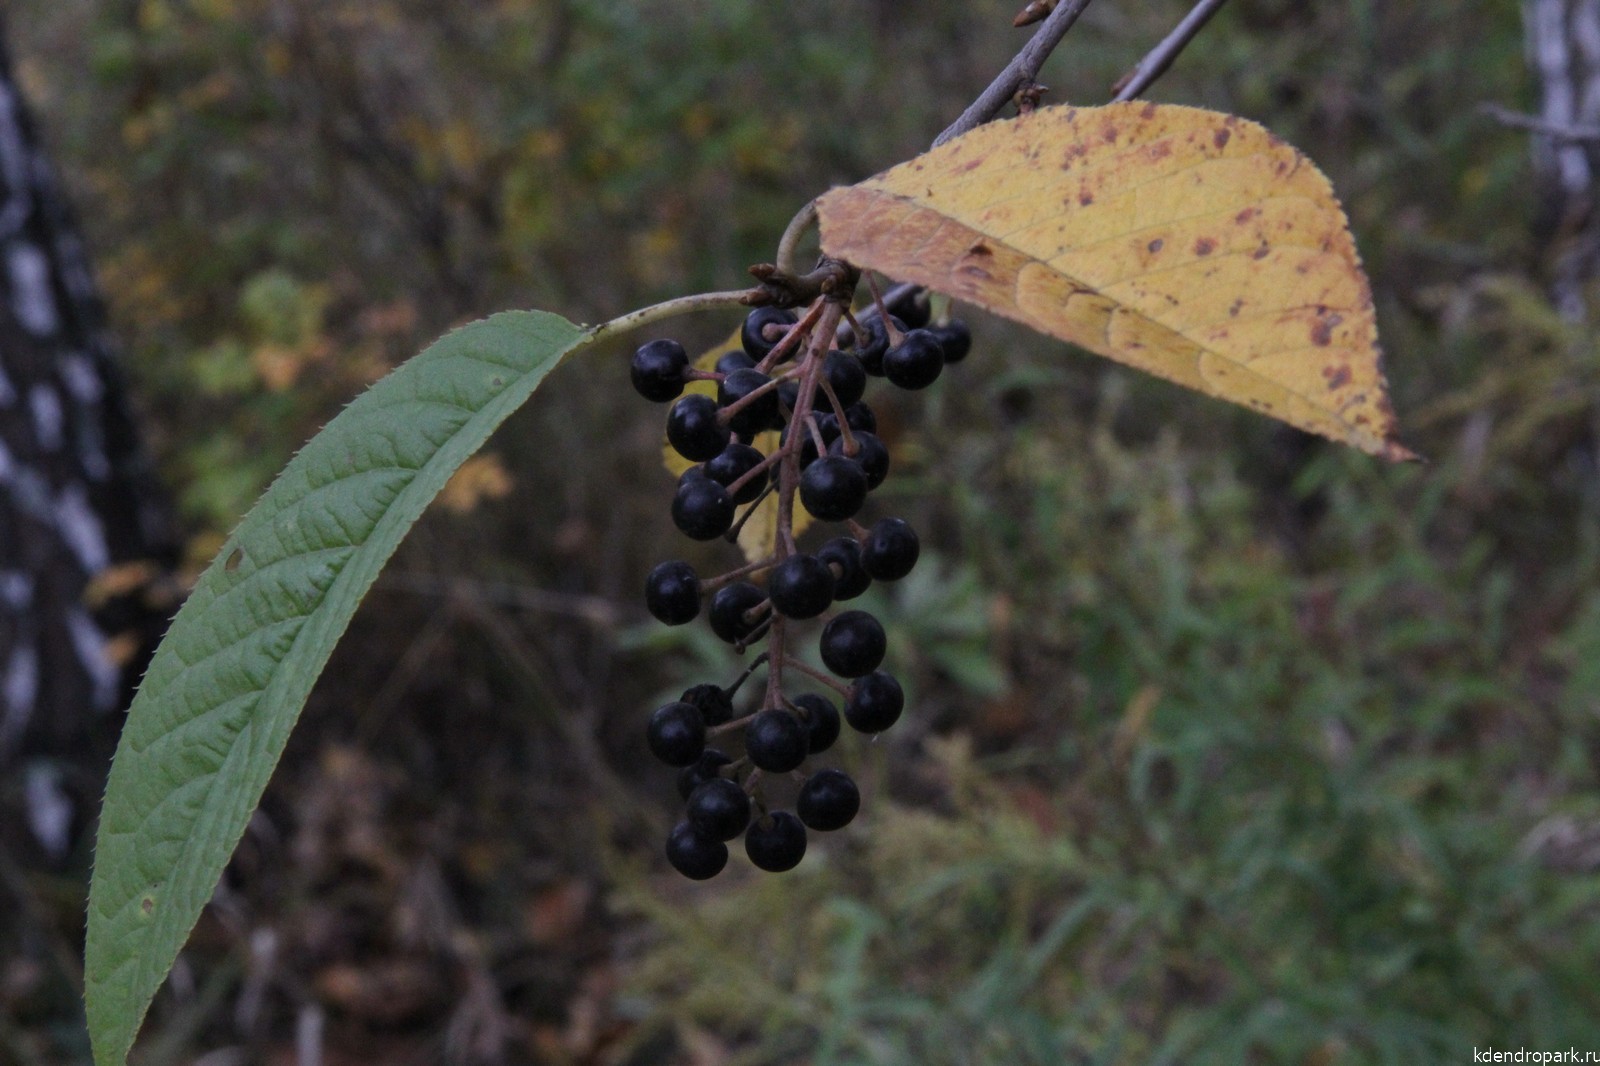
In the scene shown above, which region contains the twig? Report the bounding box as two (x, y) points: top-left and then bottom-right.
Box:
(1480, 101), (1600, 143)
(1111, 0), (1230, 102)
(934, 0), (1097, 146)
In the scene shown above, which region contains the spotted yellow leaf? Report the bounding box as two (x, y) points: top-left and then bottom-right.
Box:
(817, 102), (1415, 461)
(662, 330), (812, 562)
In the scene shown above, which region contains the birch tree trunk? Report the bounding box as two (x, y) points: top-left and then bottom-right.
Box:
(0, 16), (176, 858)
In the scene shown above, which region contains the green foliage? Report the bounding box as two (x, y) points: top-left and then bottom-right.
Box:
(84, 312), (589, 1066)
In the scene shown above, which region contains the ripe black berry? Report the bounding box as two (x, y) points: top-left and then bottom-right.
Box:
(929, 319), (971, 363)
(849, 315), (904, 376)
(820, 609), (886, 677)
(677, 748), (733, 799)
(686, 778), (752, 841)
(704, 442), (767, 505)
(800, 455), (868, 522)
(667, 394), (731, 462)
(817, 536), (872, 600)
(883, 329), (945, 390)
(791, 693), (841, 754)
(744, 811), (807, 872)
(672, 478), (735, 540)
(709, 582), (767, 644)
(767, 553), (835, 620)
(886, 286), (932, 329)
(744, 708), (808, 772)
(647, 701), (707, 766)
(822, 350), (868, 408)
(828, 431), (889, 490)
(667, 821), (728, 880)
(716, 349), (756, 376)
(797, 769), (861, 831)
(631, 339), (689, 402)
(645, 560), (700, 625)
(845, 671), (904, 734)
(719, 368), (781, 436)
(843, 402), (877, 434)
(741, 306), (798, 360)
(680, 683), (733, 727)
(861, 517), (920, 581)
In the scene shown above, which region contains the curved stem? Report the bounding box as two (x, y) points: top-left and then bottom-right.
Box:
(588, 289), (753, 344)
(776, 198), (820, 275)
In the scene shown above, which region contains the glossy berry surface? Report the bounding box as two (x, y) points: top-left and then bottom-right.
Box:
(791, 693), (841, 754)
(820, 609), (886, 677)
(828, 431), (889, 490)
(666, 821), (728, 880)
(744, 811), (807, 872)
(883, 328), (945, 390)
(843, 402), (877, 434)
(708, 582), (766, 644)
(767, 553), (835, 619)
(741, 306), (797, 359)
(644, 560), (700, 625)
(845, 671), (904, 734)
(862, 517), (920, 581)
(849, 315), (904, 376)
(822, 350), (868, 408)
(800, 455), (868, 522)
(745, 708), (809, 772)
(676, 748), (733, 800)
(929, 319), (972, 363)
(671, 478), (734, 540)
(687, 778), (752, 841)
(797, 769), (861, 831)
(647, 701), (706, 766)
(817, 536), (871, 600)
(631, 339), (689, 402)
(886, 287), (932, 329)
(705, 442), (767, 505)
(719, 368), (781, 436)
(667, 393), (731, 461)
(716, 349), (756, 376)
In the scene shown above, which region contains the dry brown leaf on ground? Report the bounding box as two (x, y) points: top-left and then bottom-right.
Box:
(818, 102), (1416, 461)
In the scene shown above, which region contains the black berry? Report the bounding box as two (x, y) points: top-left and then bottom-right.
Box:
(667, 821), (728, 880)
(667, 394), (731, 462)
(741, 306), (798, 360)
(886, 286), (932, 329)
(929, 319), (971, 363)
(677, 748), (733, 800)
(861, 517), (919, 581)
(708, 582), (768, 644)
(719, 368), (781, 436)
(631, 339), (689, 402)
(845, 671), (904, 734)
(705, 442), (767, 505)
(744, 811), (807, 872)
(647, 701), (706, 766)
(767, 553), (836, 620)
(792, 693), (841, 754)
(849, 315), (904, 377)
(716, 349), (756, 376)
(672, 478), (735, 540)
(822, 350), (868, 408)
(645, 560), (701, 625)
(828, 431), (889, 490)
(800, 455), (868, 522)
(686, 778), (752, 841)
(797, 769), (861, 831)
(843, 402), (877, 434)
(883, 329), (945, 390)
(744, 708), (808, 772)
(680, 683), (734, 727)
(817, 536), (872, 600)
(820, 609), (886, 677)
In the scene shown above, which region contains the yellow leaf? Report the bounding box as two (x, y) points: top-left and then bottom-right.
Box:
(438, 453), (515, 514)
(817, 102), (1416, 461)
(661, 331), (812, 562)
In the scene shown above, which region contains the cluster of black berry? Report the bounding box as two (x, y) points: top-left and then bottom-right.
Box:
(630, 284), (971, 880)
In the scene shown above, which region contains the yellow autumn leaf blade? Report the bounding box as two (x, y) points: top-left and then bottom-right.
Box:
(661, 330), (812, 563)
(817, 102), (1415, 461)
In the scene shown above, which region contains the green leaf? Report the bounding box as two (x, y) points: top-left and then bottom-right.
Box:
(84, 310), (592, 1066)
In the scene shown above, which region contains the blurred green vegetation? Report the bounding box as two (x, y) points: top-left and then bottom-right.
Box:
(8, 0), (1600, 1063)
